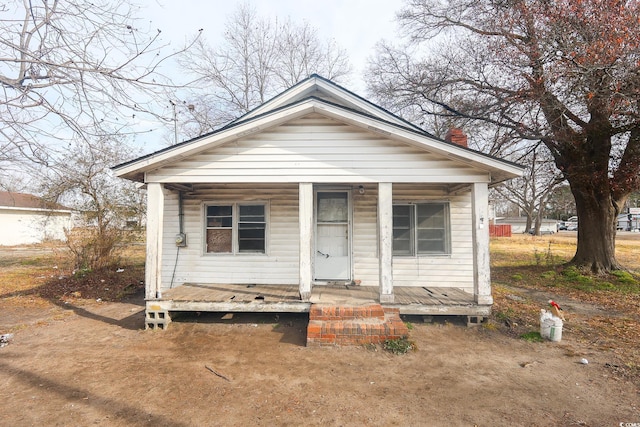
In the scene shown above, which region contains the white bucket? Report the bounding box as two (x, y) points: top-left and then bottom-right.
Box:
(540, 311), (563, 342)
(548, 321), (563, 342)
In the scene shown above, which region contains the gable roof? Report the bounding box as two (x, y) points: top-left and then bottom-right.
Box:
(113, 75), (524, 183)
(0, 191), (71, 212)
(232, 74), (426, 133)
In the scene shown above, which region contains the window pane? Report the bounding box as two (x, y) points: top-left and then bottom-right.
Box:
(207, 217), (232, 227)
(418, 239), (445, 253)
(206, 229), (232, 253)
(207, 205), (232, 216)
(393, 205), (414, 255)
(317, 192), (348, 222)
(238, 227), (265, 252)
(418, 229), (445, 241)
(207, 205), (232, 228)
(416, 203), (448, 254)
(417, 204), (444, 228)
(393, 205), (411, 228)
(393, 232), (412, 255)
(240, 205), (265, 221)
(238, 205), (265, 253)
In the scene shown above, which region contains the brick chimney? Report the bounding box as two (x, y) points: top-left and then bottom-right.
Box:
(445, 128), (468, 148)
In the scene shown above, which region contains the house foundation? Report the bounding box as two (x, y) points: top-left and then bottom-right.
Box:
(146, 304), (171, 330)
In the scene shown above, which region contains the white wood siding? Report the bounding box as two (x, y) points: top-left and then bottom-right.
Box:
(146, 114), (491, 184)
(346, 184), (474, 292)
(390, 185), (474, 292)
(158, 184), (474, 293)
(352, 185), (380, 286)
(159, 185), (300, 290)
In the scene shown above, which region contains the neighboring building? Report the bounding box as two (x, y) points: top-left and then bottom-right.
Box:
(0, 191), (72, 245)
(617, 213), (640, 231)
(114, 75), (524, 334)
(496, 216), (558, 234)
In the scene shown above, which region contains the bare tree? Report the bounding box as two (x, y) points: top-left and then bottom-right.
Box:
(40, 138), (145, 271)
(367, 0), (640, 273)
(176, 2), (352, 139)
(274, 19), (351, 88)
(0, 0), (199, 177)
(546, 184), (577, 221)
(493, 144), (564, 234)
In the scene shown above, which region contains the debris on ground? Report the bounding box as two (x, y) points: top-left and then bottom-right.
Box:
(0, 333), (14, 348)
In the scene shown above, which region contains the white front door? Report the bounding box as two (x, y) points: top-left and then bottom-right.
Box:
(315, 191), (350, 281)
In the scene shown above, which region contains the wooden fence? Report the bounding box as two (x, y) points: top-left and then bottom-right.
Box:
(489, 224), (512, 237)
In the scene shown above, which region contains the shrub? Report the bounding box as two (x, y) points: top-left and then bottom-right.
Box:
(611, 270), (636, 285)
(520, 331), (544, 342)
(540, 271), (556, 279)
(383, 337), (416, 355)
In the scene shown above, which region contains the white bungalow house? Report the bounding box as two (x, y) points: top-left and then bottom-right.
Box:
(0, 191), (72, 246)
(114, 75), (523, 335)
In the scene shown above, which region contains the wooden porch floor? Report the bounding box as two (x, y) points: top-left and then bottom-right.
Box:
(155, 283), (489, 316)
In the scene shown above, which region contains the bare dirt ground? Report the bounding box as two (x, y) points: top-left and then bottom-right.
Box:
(1, 241), (639, 426)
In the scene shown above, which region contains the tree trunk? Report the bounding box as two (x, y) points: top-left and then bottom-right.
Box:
(524, 215), (533, 234)
(570, 185), (620, 273)
(533, 210), (543, 235)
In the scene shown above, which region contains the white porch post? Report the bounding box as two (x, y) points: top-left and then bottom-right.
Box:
(145, 183), (165, 300)
(471, 182), (492, 304)
(378, 182), (394, 303)
(299, 183), (313, 301)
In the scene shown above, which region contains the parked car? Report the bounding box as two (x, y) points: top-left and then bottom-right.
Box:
(564, 216), (578, 231)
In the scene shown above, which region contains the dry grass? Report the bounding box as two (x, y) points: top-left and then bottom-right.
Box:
(0, 246), (71, 308)
(490, 233), (640, 380)
(0, 243), (145, 305)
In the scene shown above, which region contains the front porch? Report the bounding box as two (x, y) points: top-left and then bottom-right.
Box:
(145, 283), (490, 330)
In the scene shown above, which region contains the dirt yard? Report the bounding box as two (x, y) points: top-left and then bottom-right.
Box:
(1, 239), (639, 426)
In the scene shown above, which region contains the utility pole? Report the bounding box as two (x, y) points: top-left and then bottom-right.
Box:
(169, 100), (178, 145)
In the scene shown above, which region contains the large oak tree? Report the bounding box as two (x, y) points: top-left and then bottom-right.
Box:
(367, 0), (640, 272)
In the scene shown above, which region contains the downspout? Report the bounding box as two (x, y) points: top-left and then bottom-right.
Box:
(178, 191), (184, 236)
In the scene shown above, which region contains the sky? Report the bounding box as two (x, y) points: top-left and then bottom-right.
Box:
(120, 0), (408, 153)
(145, 0), (405, 94)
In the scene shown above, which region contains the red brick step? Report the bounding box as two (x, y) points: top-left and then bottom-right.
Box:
(307, 303), (408, 346)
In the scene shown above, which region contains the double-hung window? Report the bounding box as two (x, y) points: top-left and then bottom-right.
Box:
(392, 202), (450, 256)
(205, 203), (266, 254)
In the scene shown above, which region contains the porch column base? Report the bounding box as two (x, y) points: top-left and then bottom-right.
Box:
(379, 293), (395, 303)
(145, 304), (171, 330)
(300, 291), (311, 302)
(475, 295), (493, 305)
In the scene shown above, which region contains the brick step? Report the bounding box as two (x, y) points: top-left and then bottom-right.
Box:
(309, 304), (386, 321)
(307, 303), (409, 346)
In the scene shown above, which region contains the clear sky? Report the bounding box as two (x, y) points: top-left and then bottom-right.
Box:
(146, 0), (405, 94)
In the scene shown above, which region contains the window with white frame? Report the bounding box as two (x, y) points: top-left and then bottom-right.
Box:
(205, 203), (266, 254)
(392, 202), (450, 256)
